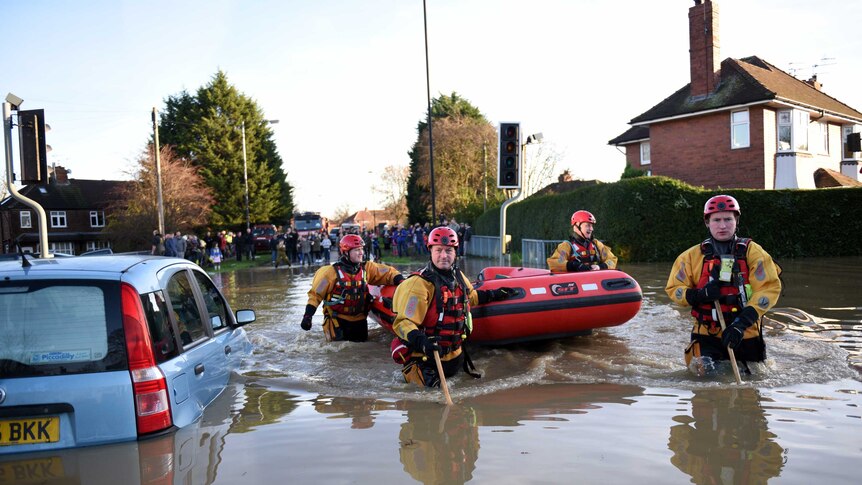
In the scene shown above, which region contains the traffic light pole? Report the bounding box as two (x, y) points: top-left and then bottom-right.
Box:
(3, 99), (52, 258)
(498, 142), (527, 265)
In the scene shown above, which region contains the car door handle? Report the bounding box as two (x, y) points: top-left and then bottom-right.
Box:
(194, 364), (205, 375)
(224, 345), (232, 355)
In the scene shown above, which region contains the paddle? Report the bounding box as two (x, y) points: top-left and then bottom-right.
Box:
(714, 301), (743, 385)
(433, 350), (454, 406)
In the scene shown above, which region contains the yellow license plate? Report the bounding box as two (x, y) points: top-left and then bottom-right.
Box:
(0, 456), (64, 485)
(0, 416), (60, 446)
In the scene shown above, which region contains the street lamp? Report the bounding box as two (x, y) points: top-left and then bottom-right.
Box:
(241, 119), (279, 230)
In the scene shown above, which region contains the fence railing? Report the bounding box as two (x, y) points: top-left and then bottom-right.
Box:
(466, 235), (560, 268)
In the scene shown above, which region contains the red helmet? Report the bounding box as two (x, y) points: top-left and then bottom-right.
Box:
(704, 195), (741, 218)
(570, 210), (596, 226)
(339, 234), (364, 253)
(427, 227), (458, 248)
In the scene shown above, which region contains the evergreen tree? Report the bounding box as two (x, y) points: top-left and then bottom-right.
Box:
(159, 71), (293, 227)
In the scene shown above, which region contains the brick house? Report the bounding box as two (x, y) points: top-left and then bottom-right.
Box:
(0, 166), (127, 255)
(609, 0), (862, 189)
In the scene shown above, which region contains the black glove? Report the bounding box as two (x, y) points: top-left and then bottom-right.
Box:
(300, 304), (316, 331)
(407, 330), (439, 356)
(566, 260), (591, 272)
(393, 274), (405, 286)
(685, 279), (720, 305)
(721, 307), (758, 349)
(491, 287), (517, 301)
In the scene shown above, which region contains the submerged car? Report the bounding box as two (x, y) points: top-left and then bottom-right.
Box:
(0, 254), (255, 454)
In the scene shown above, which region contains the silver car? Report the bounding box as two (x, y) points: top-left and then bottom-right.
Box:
(0, 255), (255, 454)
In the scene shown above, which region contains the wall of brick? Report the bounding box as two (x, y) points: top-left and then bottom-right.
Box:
(650, 107), (767, 189)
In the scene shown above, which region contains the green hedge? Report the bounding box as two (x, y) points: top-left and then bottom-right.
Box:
(474, 176), (862, 262)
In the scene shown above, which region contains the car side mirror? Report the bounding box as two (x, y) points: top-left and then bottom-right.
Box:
(235, 309), (256, 326)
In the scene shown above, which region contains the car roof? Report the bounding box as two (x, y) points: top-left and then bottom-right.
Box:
(0, 255), (199, 290)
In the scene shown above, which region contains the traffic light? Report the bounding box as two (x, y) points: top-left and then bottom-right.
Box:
(18, 109), (49, 184)
(498, 122), (521, 188)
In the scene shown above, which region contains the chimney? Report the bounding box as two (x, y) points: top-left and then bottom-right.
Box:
(805, 74), (823, 91)
(689, 0), (721, 98)
(52, 165), (71, 185)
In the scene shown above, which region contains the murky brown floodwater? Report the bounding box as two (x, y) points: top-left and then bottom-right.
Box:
(5, 256), (861, 484)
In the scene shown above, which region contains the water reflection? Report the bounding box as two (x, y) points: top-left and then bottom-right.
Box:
(399, 403), (479, 484)
(668, 388), (785, 485)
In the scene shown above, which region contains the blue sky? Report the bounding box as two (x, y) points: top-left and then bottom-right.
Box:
(4, 0), (861, 217)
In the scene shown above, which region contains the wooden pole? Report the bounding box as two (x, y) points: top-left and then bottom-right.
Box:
(433, 350), (454, 406)
(714, 301), (743, 385)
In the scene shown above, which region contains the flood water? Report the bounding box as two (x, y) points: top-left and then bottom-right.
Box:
(9, 256), (862, 484)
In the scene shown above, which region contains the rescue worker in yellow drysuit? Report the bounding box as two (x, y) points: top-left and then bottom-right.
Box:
(547, 210), (618, 273)
(665, 195), (782, 368)
(391, 227), (516, 387)
(301, 234), (404, 342)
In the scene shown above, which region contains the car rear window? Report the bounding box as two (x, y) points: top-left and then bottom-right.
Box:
(0, 280), (125, 377)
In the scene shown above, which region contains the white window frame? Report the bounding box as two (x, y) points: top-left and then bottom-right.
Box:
(50, 211), (67, 228)
(49, 241), (74, 255)
(794, 110), (809, 151)
(842, 124), (862, 160)
(85, 241), (111, 252)
(731, 110), (750, 149)
(639, 141), (651, 165)
(777, 110), (792, 152)
(813, 121), (828, 155)
(20, 210), (32, 229)
(90, 210), (105, 228)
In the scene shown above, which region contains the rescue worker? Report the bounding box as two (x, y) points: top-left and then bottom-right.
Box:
(391, 226), (517, 387)
(665, 195), (782, 369)
(300, 234), (405, 342)
(547, 210), (618, 272)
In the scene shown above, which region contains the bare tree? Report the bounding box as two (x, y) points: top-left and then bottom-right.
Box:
(330, 202), (352, 225)
(523, 143), (563, 198)
(105, 144), (215, 252)
(373, 165), (409, 224)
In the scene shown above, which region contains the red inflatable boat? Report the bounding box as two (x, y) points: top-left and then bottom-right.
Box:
(369, 266), (642, 345)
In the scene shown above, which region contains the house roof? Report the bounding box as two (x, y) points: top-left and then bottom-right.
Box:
(608, 125), (650, 146)
(628, 56), (862, 125)
(0, 179), (129, 210)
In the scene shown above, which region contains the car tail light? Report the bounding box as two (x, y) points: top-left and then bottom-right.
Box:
(121, 282), (173, 435)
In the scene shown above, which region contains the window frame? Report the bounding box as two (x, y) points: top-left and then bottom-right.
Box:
(639, 141), (651, 165)
(730, 109), (750, 149)
(49, 241), (75, 255)
(50, 210), (67, 228)
(90, 210), (106, 228)
(19, 210), (32, 229)
(777, 109), (792, 152)
(842, 124), (862, 160)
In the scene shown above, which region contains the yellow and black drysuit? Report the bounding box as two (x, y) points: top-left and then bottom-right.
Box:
(547, 235), (618, 273)
(391, 263), (510, 387)
(303, 258), (404, 342)
(666, 237), (782, 363)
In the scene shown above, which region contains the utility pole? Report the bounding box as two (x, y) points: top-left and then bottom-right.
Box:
(152, 108), (164, 236)
(241, 121), (250, 231)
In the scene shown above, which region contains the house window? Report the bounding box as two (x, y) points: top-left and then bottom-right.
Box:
(20, 211), (32, 229)
(812, 121), (828, 155)
(50, 211), (67, 228)
(731, 110), (750, 149)
(49, 241), (74, 255)
(90, 210), (106, 227)
(843, 125), (862, 160)
(640, 141), (651, 165)
(794, 111), (809, 151)
(85, 241), (111, 252)
(777, 110), (792, 151)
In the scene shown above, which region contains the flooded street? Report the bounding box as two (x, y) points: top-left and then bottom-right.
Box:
(6, 256), (861, 484)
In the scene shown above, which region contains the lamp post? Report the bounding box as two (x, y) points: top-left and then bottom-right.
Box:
(241, 119), (279, 230)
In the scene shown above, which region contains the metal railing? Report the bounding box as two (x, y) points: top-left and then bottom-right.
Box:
(466, 235), (500, 258)
(521, 239), (560, 268)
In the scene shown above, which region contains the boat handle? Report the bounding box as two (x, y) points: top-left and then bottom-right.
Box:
(602, 278), (635, 291)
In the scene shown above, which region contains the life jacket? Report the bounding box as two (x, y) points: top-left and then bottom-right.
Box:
(691, 237), (752, 336)
(413, 264), (469, 357)
(323, 261), (368, 317)
(568, 236), (599, 265)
